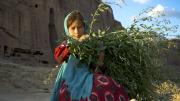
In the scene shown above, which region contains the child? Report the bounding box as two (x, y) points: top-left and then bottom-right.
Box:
(51, 10), (129, 101)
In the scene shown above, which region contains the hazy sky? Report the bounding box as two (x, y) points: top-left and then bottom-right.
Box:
(102, 0), (180, 38)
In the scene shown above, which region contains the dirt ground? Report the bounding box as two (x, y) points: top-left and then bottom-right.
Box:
(0, 57), (179, 101)
(0, 91), (50, 101)
(0, 58), (55, 101)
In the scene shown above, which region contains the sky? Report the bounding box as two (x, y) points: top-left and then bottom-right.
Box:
(102, 0), (180, 38)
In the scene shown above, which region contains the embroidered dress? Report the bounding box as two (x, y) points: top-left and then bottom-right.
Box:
(59, 74), (129, 101)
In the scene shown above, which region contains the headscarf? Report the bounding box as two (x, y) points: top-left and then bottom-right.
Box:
(51, 10), (93, 101)
(64, 10), (89, 36)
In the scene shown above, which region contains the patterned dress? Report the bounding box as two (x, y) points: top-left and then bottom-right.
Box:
(59, 74), (129, 101)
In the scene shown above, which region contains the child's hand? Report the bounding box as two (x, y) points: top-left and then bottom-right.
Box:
(79, 34), (89, 42)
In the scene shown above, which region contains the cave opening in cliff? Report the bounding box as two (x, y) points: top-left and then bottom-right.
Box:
(49, 8), (58, 53)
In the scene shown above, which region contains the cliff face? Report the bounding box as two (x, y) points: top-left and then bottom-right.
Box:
(0, 0), (123, 65)
(166, 39), (180, 66)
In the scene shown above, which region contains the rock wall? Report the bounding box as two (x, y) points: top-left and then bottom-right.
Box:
(166, 39), (180, 66)
(0, 0), (123, 65)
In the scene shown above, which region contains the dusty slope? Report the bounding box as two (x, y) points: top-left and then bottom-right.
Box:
(0, 58), (56, 101)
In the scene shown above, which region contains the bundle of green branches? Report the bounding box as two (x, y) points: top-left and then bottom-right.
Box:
(68, 28), (160, 100)
(67, 4), (179, 100)
(67, 36), (100, 66)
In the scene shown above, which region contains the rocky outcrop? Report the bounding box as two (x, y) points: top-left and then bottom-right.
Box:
(166, 39), (180, 66)
(0, 0), (123, 65)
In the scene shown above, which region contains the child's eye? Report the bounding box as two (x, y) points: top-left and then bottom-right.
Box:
(78, 26), (83, 29)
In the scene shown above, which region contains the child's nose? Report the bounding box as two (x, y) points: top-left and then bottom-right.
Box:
(75, 28), (80, 34)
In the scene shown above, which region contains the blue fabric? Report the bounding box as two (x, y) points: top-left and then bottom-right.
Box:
(50, 63), (67, 101)
(63, 55), (93, 100)
(51, 10), (93, 101)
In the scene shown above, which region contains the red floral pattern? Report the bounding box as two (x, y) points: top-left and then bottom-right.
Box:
(59, 74), (129, 101)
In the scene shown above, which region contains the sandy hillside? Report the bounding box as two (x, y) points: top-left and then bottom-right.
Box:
(0, 58), (58, 101)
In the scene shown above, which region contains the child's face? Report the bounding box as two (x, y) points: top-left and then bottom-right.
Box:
(68, 20), (85, 40)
